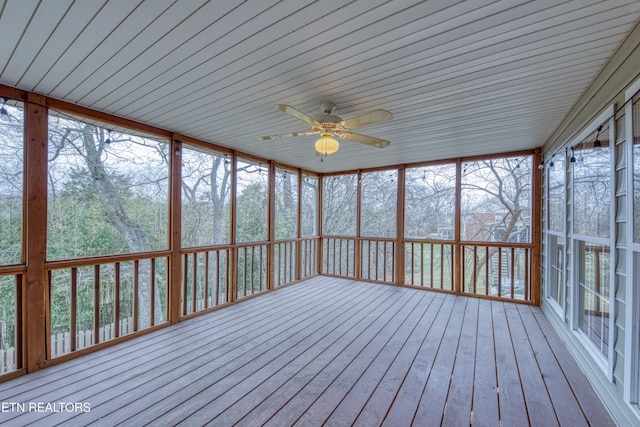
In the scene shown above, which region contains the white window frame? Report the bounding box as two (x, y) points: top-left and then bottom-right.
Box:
(569, 106), (616, 380)
(544, 150), (567, 317)
(545, 230), (566, 316)
(624, 79), (640, 407)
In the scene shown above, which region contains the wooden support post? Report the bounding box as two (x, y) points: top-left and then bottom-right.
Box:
(317, 176), (323, 275)
(24, 93), (48, 372)
(296, 170), (303, 281)
(454, 159), (463, 294)
(169, 135), (182, 323)
(395, 166), (405, 286)
(531, 149), (543, 305)
(229, 152), (238, 302)
(355, 171), (362, 279)
(267, 161), (276, 290)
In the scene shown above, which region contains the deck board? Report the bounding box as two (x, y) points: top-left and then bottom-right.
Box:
(441, 297), (478, 426)
(353, 293), (452, 426)
(210, 284), (399, 426)
(493, 301), (530, 426)
(504, 302), (559, 426)
(516, 304), (587, 426)
(412, 297), (467, 425)
(0, 277), (614, 426)
(265, 284), (423, 426)
(531, 309), (616, 427)
(470, 298), (500, 426)
(379, 293), (456, 426)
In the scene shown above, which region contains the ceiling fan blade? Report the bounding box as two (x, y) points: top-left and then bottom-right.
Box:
(260, 131), (315, 141)
(339, 109), (393, 130)
(339, 131), (390, 148)
(275, 104), (320, 126)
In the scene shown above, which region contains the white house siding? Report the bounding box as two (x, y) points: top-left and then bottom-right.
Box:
(541, 20), (640, 426)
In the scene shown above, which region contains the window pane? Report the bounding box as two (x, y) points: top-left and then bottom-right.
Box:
(275, 169), (298, 240)
(322, 174), (357, 236)
(302, 176), (318, 236)
(405, 164), (455, 239)
(47, 113), (169, 260)
(181, 146), (231, 247)
(573, 123), (610, 238)
(236, 159), (268, 242)
(577, 241), (610, 357)
(547, 234), (564, 306)
(547, 153), (565, 232)
(633, 94), (640, 242)
(461, 156), (532, 242)
(0, 101), (24, 265)
(361, 170), (397, 238)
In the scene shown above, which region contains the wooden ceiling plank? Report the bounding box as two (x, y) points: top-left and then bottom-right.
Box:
(149, 2), (624, 134)
(181, 40), (617, 137)
(36, 0), (145, 97)
(1, 0), (73, 86)
(110, 0), (426, 117)
(132, 1), (500, 124)
(52, 0), (176, 99)
(63, 0), (208, 103)
(74, 0), (233, 106)
(90, 0), (315, 110)
(0, 0), (40, 78)
(17, 0), (110, 90)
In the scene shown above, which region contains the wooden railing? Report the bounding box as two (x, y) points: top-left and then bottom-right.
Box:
(404, 241), (454, 290)
(36, 236), (534, 365)
(236, 243), (268, 299)
(361, 238), (395, 283)
(45, 252), (170, 359)
(273, 237), (320, 288)
(300, 237), (319, 280)
(181, 246), (230, 316)
(182, 237), (319, 313)
(323, 237), (356, 278)
(0, 267), (23, 374)
(323, 237), (533, 302)
(274, 239), (296, 288)
(461, 243), (531, 301)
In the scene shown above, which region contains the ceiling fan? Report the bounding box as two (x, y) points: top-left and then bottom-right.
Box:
(260, 102), (392, 157)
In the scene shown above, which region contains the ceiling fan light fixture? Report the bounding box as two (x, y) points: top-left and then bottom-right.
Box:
(315, 133), (339, 156)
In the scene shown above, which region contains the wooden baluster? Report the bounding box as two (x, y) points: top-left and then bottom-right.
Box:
(93, 265), (100, 344)
(150, 258), (156, 326)
(70, 268), (77, 352)
(114, 263), (120, 338)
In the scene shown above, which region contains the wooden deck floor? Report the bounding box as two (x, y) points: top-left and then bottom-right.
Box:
(0, 277), (613, 426)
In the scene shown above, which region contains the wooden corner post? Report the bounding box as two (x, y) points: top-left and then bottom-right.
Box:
(24, 93), (48, 372)
(169, 135), (182, 323)
(395, 166), (405, 286)
(531, 149), (543, 305)
(454, 159), (463, 294)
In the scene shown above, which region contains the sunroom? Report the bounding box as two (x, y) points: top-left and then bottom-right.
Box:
(0, 1), (640, 426)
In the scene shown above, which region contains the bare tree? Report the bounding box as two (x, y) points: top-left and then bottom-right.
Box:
(48, 117), (168, 327)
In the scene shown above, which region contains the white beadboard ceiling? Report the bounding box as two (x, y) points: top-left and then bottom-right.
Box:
(2, 0), (639, 173)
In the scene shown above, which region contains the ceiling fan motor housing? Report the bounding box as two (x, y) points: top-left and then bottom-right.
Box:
(313, 113), (342, 133)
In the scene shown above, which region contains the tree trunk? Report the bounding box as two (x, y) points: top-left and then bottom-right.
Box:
(81, 126), (163, 327)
